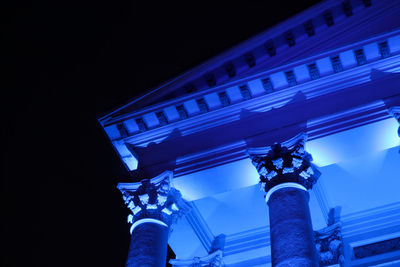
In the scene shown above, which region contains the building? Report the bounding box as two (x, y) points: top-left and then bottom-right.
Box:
(98, 0), (400, 266)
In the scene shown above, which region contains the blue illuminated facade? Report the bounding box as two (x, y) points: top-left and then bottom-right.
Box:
(99, 0), (400, 266)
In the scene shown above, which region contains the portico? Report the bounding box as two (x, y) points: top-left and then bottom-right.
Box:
(99, 0), (400, 266)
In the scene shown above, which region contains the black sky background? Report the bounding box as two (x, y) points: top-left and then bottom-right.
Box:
(4, 1), (321, 266)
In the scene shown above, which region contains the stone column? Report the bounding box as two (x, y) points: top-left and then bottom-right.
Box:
(248, 133), (321, 267)
(117, 171), (189, 267)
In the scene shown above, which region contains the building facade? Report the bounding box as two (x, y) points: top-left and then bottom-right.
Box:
(99, 0), (400, 266)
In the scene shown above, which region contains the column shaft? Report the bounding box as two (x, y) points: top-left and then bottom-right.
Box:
(127, 222), (169, 267)
(268, 187), (318, 267)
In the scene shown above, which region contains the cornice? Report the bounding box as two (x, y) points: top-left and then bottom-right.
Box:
(101, 29), (400, 128)
(100, 0), (394, 122)
(123, 53), (400, 148)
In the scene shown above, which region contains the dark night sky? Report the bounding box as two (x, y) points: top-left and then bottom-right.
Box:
(4, 1), (321, 266)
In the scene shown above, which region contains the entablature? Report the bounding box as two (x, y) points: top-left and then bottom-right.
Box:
(100, 30), (400, 172)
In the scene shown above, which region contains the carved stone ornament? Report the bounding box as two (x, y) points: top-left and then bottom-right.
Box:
(315, 222), (344, 266)
(169, 250), (224, 267)
(388, 106), (400, 137)
(117, 171), (190, 233)
(247, 133), (321, 193)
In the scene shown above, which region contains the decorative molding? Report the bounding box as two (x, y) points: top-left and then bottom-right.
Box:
(265, 182), (307, 203)
(174, 141), (248, 176)
(313, 179), (332, 224)
(117, 171), (190, 234)
(99, 0), (397, 125)
(219, 203), (400, 265)
(224, 226), (270, 257)
(164, 53), (400, 141)
(106, 49), (400, 171)
(389, 106), (400, 121)
(341, 202), (400, 244)
(341, 202), (400, 266)
(307, 100), (391, 140)
(100, 29), (400, 129)
(350, 250), (400, 267)
(169, 250), (224, 267)
(248, 133), (321, 193)
(210, 234), (226, 254)
(130, 218), (167, 233)
(174, 100), (394, 177)
(185, 202), (215, 252)
(247, 132), (307, 156)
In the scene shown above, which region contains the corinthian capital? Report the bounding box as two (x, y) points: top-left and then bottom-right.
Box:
(315, 222), (344, 266)
(117, 171), (190, 233)
(247, 133), (320, 194)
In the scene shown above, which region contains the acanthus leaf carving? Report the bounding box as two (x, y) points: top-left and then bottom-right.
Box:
(117, 171), (190, 233)
(315, 222), (344, 266)
(248, 133), (320, 193)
